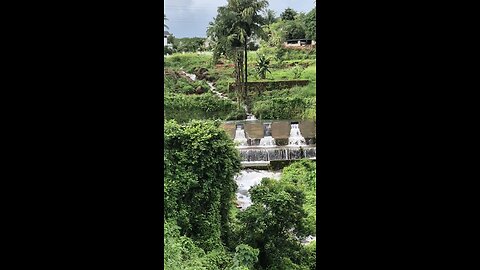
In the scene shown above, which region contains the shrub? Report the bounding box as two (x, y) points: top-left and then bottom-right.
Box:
(164, 93), (245, 122)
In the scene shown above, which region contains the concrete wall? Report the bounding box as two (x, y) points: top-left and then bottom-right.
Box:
(221, 120), (316, 145)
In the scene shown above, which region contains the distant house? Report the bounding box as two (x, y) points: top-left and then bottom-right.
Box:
(283, 39), (316, 48)
(164, 31), (173, 48)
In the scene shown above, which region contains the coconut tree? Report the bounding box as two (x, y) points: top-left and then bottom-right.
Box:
(164, 14), (169, 29)
(207, 0), (268, 110)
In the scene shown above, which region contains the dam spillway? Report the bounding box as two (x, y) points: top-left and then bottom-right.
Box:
(221, 120), (317, 166)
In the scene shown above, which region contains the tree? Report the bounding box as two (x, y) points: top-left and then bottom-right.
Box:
(176, 37), (207, 52)
(236, 178), (315, 269)
(207, 0), (268, 110)
(164, 120), (241, 251)
(283, 19), (306, 40)
(230, 244), (259, 270)
(164, 14), (169, 29)
(263, 9), (277, 25)
(280, 8), (297, 21)
(304, 8), (316, 40)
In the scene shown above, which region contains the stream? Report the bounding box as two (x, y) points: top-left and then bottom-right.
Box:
(235, 169), (282, 209)
(234, 169), (316, 245)
(183, 71), (256, 119)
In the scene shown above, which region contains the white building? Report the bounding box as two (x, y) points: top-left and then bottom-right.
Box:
(164, 31), (173, 48)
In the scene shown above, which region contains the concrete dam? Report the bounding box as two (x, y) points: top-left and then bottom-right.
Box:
(221, 120), (317, 167)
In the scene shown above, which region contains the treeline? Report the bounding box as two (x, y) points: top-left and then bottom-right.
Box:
(165, 37), (208, 54)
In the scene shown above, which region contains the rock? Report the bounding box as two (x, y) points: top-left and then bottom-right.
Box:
(195, 86), (206, 94)
(198, 67), (208, 74)
(195, 67), (209, 80)
(196, 73), (205, 80)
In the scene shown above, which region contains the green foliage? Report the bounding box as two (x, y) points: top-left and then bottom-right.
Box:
(236, 177), (314, 269)
(164, 46), (174, 55)
(251, 84), (316, 120)
(263, 9), (277, 25)
(230, 244), (259, 270)
(283, 19), (306, 40)
(255, 54), (271, 79)
(164, 53), (213, 71)
(292, 64), (305, 79)
(164, 220), (209, 269)
(281, 160), (317, 225)
(280, 8), (297, 21)
(207, 0), (268, 63)
(164, 120), (242, 251)
(304, 8), (316, 40)
(175, 37), (207, 53)
(164, 72), (211, 95)
(164, 93), (245, 122)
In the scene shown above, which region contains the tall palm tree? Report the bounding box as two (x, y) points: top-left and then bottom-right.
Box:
(208, 0), (268, 109)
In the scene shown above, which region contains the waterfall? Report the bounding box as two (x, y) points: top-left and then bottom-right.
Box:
(230, 120), (316, 166)
(239, 146), (316, 162)
(259, 123), (275, 146)
(288, 123), (307, 146)
(235, 169), (282, 209)
(259, 136), (276, 146)
(234, 125), (248, 147)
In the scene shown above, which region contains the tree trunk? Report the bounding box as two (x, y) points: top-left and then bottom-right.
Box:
(244, 38), (248, 112)
(234, 50), (245, 108)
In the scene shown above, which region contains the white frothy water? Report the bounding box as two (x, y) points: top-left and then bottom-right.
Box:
(185, 73), (196, 81)
(259, 136), (276, 147)
(234, 126), (248, 146)
(235, 169), (281, 209)
(288, 123), (307, 146)
(206, 81), (229, 100)
(234, 169), (316, 244)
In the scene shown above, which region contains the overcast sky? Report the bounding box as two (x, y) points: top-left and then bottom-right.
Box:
(164, 0), (315, 38)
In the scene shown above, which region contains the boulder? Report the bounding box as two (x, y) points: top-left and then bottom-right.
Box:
(195, 86), (206, 94)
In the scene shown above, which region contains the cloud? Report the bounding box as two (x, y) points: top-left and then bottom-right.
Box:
(164, 0), (315, 38)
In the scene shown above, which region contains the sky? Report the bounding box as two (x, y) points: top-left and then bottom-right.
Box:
(164, 0), (315, 38)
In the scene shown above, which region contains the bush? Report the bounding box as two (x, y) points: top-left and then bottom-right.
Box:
(164, 120), (241, 251)
(164, 46), (174, 55)
(164, 93), (245, 122)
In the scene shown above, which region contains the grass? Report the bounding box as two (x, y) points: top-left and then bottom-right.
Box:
(164, 50), (316, 121)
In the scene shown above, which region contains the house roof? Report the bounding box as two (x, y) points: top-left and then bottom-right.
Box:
(164, 31), (171, 36)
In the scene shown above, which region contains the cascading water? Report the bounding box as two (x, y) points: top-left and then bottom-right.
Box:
(184, 72), (196, 81)
(288, 123), (307, 146)
(234, 169), (316, 245)
(235, 169), (282, 209)
(259, 123), (276, 146)
(228, 120), (316, 164)
(259, 136), (275, 146)
(184, 71), (231, 100)
(234, 125), (248, 147)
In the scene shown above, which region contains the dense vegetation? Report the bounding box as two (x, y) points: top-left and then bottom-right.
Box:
(164, 94), (245, 122)
(164, 1), (317, 269)
(164, 124), (317, 269)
